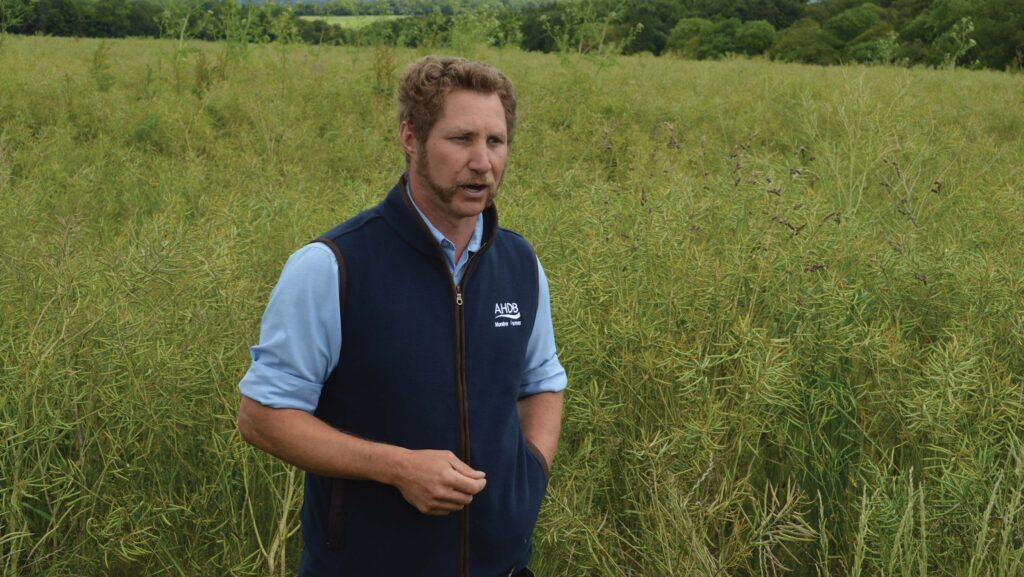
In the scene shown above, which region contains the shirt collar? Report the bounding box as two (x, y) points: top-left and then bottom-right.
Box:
(404, 178), (484, 254)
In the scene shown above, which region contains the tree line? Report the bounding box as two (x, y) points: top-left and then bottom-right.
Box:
(3, 0), (1022, 70)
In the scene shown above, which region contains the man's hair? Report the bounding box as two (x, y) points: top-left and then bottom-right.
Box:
(397, 56), (518, 147)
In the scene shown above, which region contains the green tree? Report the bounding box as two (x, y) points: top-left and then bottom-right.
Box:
(899, 0), (970, 45)
(518, 5), (557, 51)
(770, 19), (842, 64)
(87, 0), (131, 36)
(698, 17), (741, 58)
(734, 0), (804, 29)
(971, 0), (1024, 69)
(689, 0), (805, 29)
(934, 15), (977, 68)
(735, 18), (775, 54)
(128, 0), (161, 36)
(848, 31), (901, 63)
(324, 0), (356, 15)
(824, 3), (884, 44)
(668, 13), (780, 60)
(296, 17), (351, 45)
(665, 16), (713, 58)
(814, 0), (862, 16)
(890, 0), (932, 26)
(802, 2), (831, 24)
(490, 7), (522, 47)
(898, 0), (973, 66)
(536, 0), (624, 55)
(1, 0), (36, 35)
(24, 0), (82, 35)
(620, 0), (683, 55)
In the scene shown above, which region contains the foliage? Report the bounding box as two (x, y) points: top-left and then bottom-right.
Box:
(0, 0), (35, 39)
(126, 0), (160, 37)
(449, 8), (503, 54)
(896, 0), (971, 65)
(296, 16), (354, 45)
(25, 0), (84, 36)
(87, 0), (130, 37)
(517, 4), (551, 51)
(968, 0), (1024, 70)
(665, 16), (712, 58)
(769, 19), (842, 64)
(688, 0), (805, 29)
(934, 15), (977, 69)
(698, 17), (742, 58)
(735, 19), (776, 55)
(823, 2), (884, 44)
(618, 0), (683, 55)
(537, 0), (626, 56)
(2, 35), (1024, 576)
(660, 16), (776, 60)
(3, 0), (1024, 71)
(847, 30), (902, 64)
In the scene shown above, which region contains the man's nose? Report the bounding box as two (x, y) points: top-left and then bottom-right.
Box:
(467, 141), (492, 173)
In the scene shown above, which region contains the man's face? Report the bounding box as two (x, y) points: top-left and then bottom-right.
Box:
(404, 89), (509, 230)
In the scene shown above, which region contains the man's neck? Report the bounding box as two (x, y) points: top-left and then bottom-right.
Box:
(406, 176), (477, 264)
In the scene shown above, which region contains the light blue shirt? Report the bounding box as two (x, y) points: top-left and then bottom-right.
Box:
(239, 191), (568, 413)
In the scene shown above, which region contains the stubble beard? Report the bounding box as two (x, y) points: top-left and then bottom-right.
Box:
(415, 144), (499, 210)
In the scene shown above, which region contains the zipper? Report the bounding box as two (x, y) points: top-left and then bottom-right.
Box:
(452, 275), (469, 577)
(400, 184), (493, 577)
(453, 251), (483, 577)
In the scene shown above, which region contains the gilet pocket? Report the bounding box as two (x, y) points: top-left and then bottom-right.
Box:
(326, 479), (344, 551)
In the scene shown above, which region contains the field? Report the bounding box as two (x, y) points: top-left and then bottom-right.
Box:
(1, 35), (1023, 576)
(297, 14), (407, 29)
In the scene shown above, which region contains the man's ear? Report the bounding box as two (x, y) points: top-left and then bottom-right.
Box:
(399, 121), (418, 159)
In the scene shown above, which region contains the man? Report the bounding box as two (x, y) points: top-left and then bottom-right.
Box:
(237, 56), (567, 577)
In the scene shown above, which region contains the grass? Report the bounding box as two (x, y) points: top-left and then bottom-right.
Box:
(1, 35), (1023, 576)
(297, 14), (407, 29)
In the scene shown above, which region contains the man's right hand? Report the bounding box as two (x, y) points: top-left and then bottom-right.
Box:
(237, 397), (486, 516)
(392, 450), (487, 516)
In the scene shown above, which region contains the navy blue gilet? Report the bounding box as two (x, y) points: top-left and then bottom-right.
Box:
(297, 177), (548, 577)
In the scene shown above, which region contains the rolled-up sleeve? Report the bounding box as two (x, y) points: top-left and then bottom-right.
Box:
(520, 258), (567, 397)
(238, 243), (341, 413)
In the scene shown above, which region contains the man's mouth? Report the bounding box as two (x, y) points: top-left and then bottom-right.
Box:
(460, 183), (489, 194)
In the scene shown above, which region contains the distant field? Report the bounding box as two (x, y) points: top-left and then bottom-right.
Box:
(298, 14), (406, 29)
(1, 35), (1023, 577)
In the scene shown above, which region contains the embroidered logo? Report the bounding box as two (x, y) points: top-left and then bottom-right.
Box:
(494, 302), (522, 327)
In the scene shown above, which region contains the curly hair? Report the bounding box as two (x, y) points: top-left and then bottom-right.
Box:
(397, 56), (518, 147)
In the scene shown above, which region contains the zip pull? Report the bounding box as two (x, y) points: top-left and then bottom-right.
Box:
(455, 287), (464, 306)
